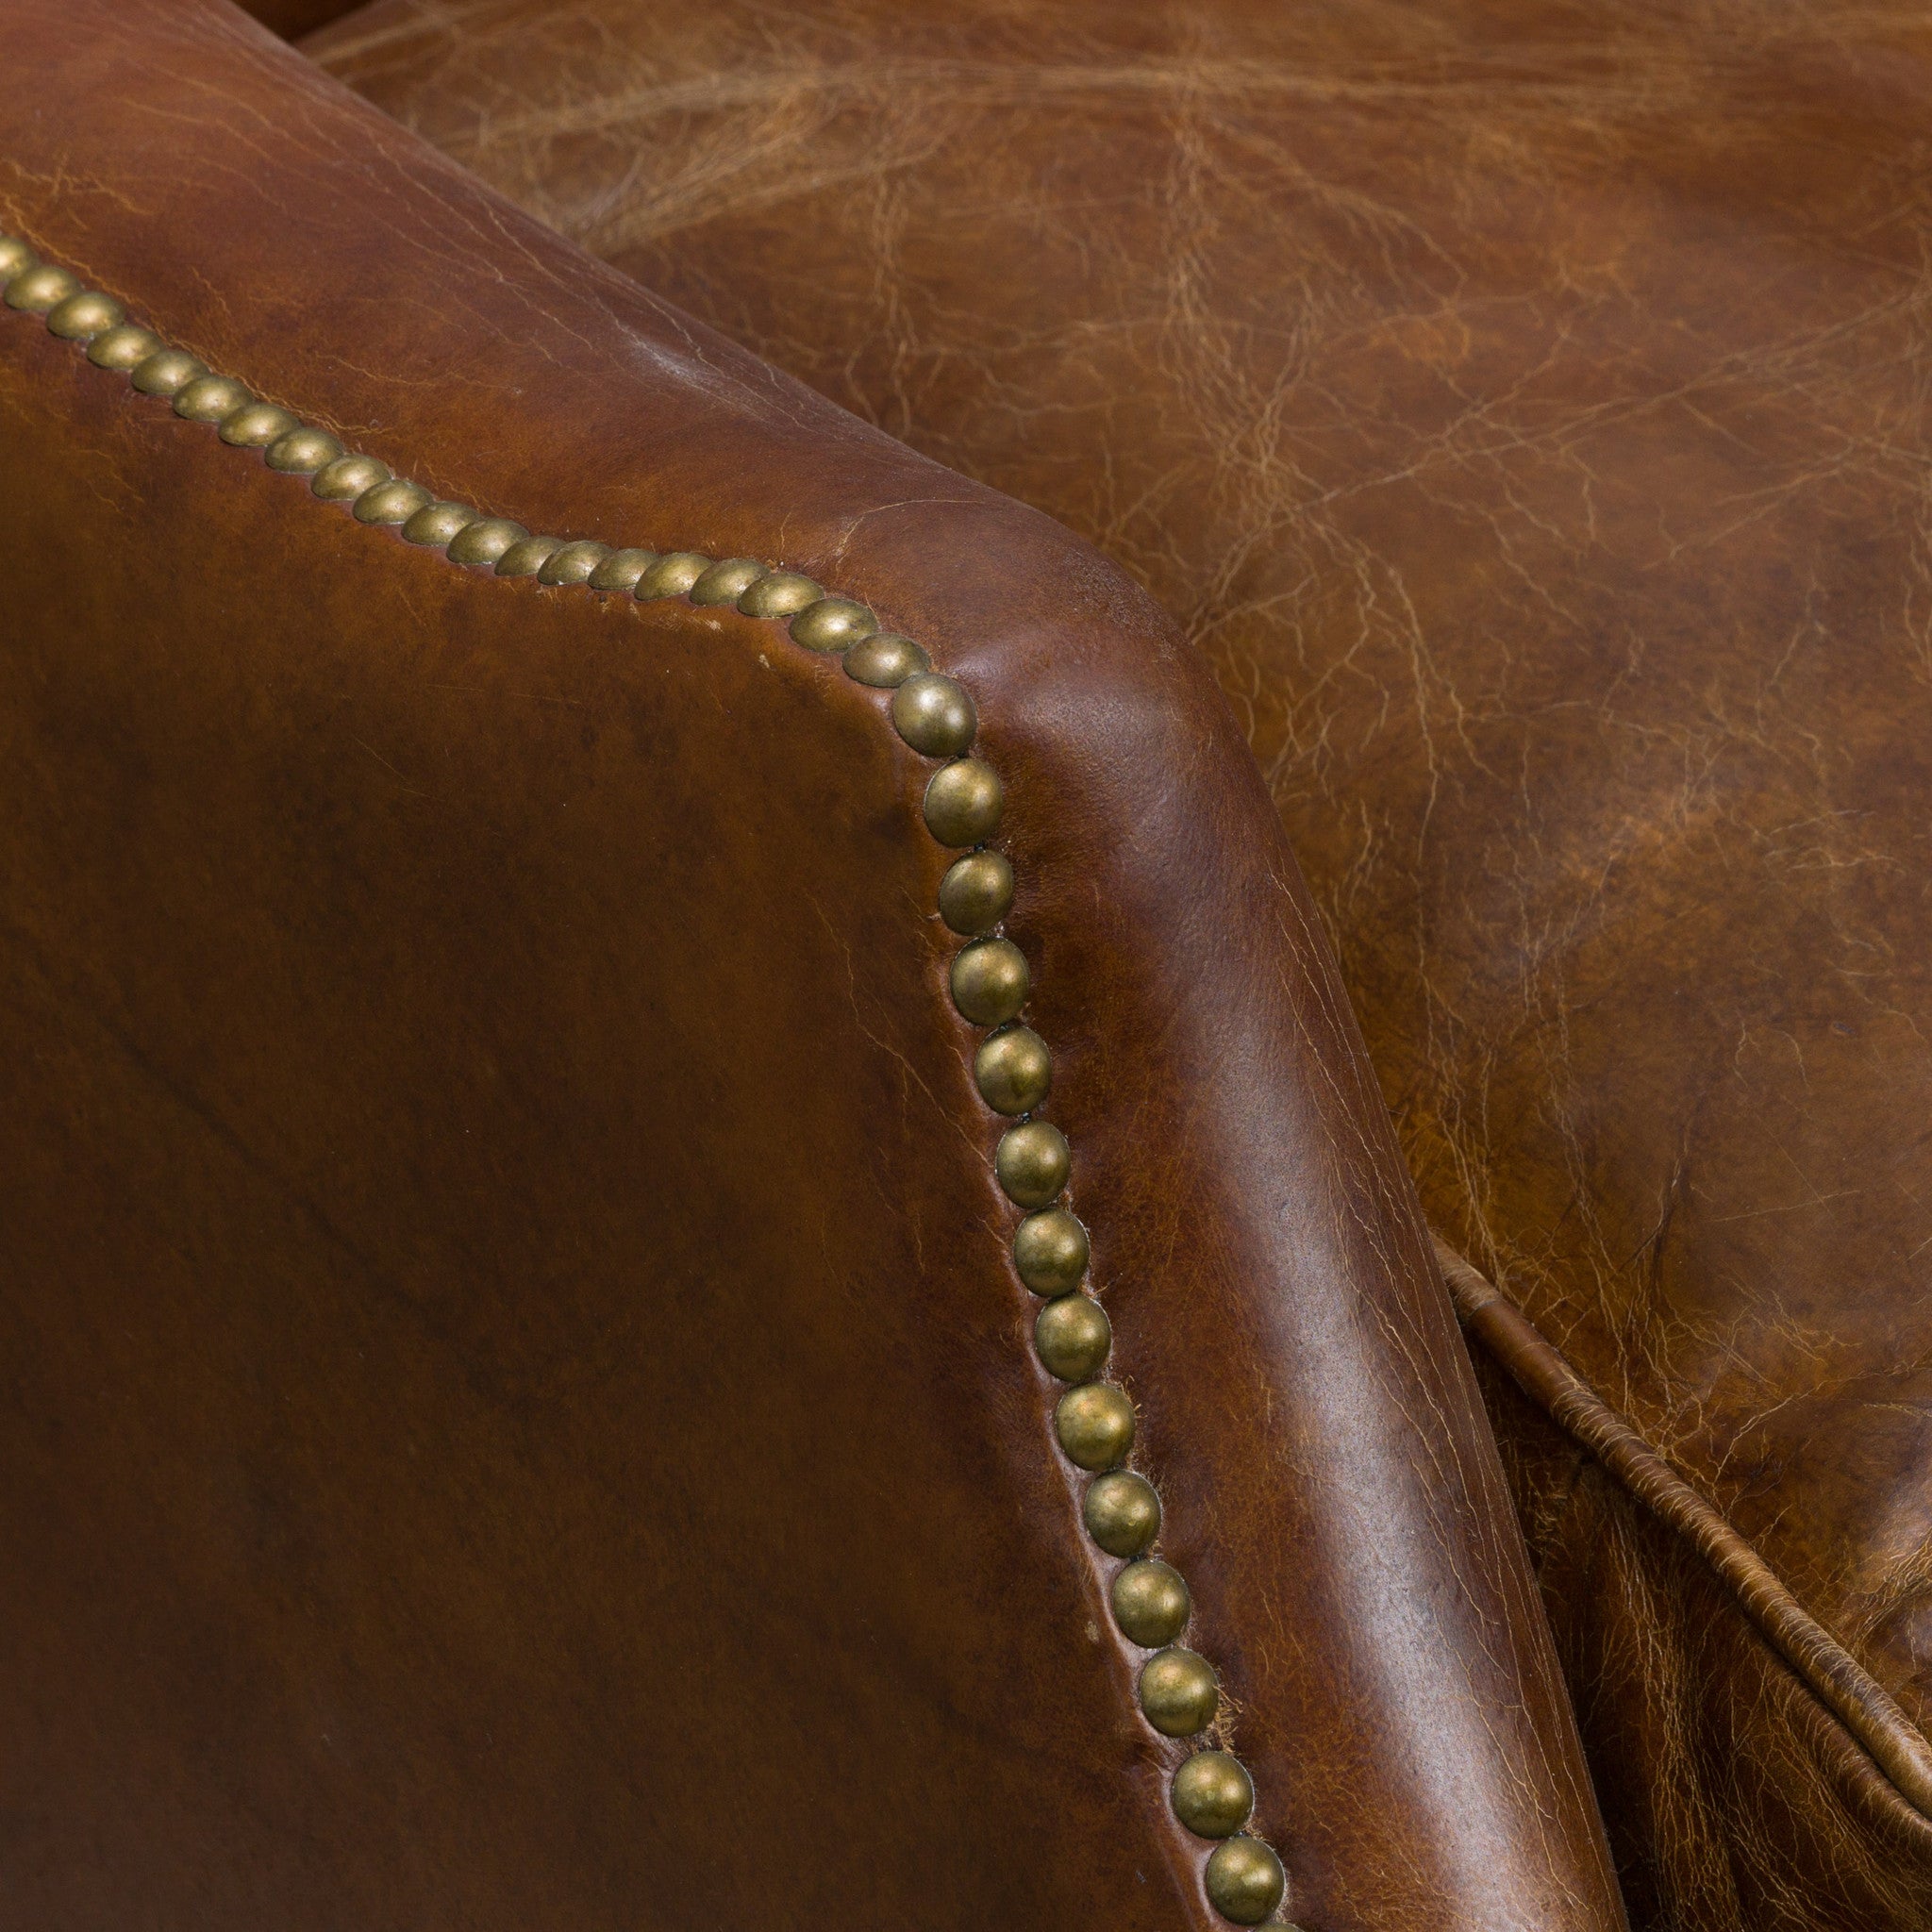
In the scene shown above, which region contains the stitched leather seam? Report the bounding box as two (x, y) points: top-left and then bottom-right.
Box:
(1435, 1234), (1932, 1823)
(0, 234), (1294, 1928)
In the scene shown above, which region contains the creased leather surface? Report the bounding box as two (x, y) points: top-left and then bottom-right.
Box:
(0, 3), (1625, 1927)
(304, 0), (1932, 1924)
(1439, 1237), (1932, 1820)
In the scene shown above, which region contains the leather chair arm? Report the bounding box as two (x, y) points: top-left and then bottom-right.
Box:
(0, 5), (1625, 1928)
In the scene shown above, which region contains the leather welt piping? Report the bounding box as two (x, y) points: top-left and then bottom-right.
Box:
(1434, 1234), (1932, 1822)
(0, 231), (1296, 1927)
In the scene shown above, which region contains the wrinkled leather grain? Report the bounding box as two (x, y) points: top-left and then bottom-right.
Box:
(0, 3), (1626, 1927)
(303, 0), (1932, 1924)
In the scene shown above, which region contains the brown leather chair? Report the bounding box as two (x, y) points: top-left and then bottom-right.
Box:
(285, 3), (1925, 1925)
(1, 4), (1923, 1929)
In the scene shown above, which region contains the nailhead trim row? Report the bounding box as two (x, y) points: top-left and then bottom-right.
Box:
(0, 230), (1297, 1929)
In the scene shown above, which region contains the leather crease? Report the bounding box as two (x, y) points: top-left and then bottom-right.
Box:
(1439, 1233), (1932, 1822)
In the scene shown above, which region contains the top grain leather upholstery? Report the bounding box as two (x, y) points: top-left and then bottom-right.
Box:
(297, 0), (1932, 1926)
(0, 3), (1627, 1928)
(301, 0), (1932, 1924)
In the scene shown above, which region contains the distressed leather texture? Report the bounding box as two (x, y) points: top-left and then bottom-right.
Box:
(0, 3), (1626, 1928)
(300, 0), (1932, 1926)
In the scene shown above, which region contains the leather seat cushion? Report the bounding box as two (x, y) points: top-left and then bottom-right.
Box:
(305, 1), (1932, 1924)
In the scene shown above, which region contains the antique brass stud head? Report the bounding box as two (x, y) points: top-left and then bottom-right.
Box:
(1114, 1559), (1191, 1651)
(636, 551), (711, 599)
(924, 759), (1003, 846)
(218, 402), (301, 448)
(0, 236), (36, 279)
(974, 1024), (1050, 1115)
(738, 570), (822, 618)
(1084, 1470), (1161, 1557)
(86, 324), (163, 371)
(44, 290), (125, 341)
(129, 349), (208, 398)
(402, 501), (481, 547)
(539, 540), (611, 586)
(1172, 1750), (1253, 1840)
(311, 454), (391, 501)
(951, 937), (1028, 1025)
(940, 850), (1015, 936)
(1055, 1382), (1135, 1471)
(5, 263), (78, 313)
(1138, 1647), (1219, 1738)
(690, 556), (766, 605)
(497, 535), (567, 576)
(1014, 1208), (1089, 1295)
(995, 1119), (1069, 1208)
(446, 518), (529, 566)
(589, 547), (658, 593)
(173, 375), (253, 423)
(791, 596), (878, 652)
(264, 426), (344, 475)
(891, 673), (976, 757)
(844, 632), (930, 688)
(354, 478), (434, 525)
(1204, 1837), (1287, 1924)
(1034, 1293), (1110, 1382)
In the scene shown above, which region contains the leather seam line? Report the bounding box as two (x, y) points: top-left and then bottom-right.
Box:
(1434, 1233), (1932, 1824)
(0, 235), (1295, 1927)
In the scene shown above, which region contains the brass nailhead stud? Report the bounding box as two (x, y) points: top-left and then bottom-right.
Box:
(1172, 1750), (1254, 1840)
(1139, 1647), (1219, 1738)
(951, 937), (1028, 1025)
(45, 290), (125, 341)
(86, 324), (162, 371)
(1084, 1470), (1161, 1557)
(539, 540), (611, 586)
(129, 349), (208, 398)
(1014, 1208), (1089, 1295)
(891, 673), (976, 757)
(1055, 1382), (1135, 1471)
(497, 535), (567, 576)
(924, 758), (1004, 846)
(791, 596), (878, 653)
(589, 547), (658, 593)
(996, 1119), (1069, 1208)
(447, 518), (529, 567)
(940, 850), (1015, 936)
(312, 454), (391, 501)
(403, 501), (480, 547)
(174, 375), (253, 423)
(218, 402), (301, 448)
(738, 570), (822, 618)
(844, 632), (930, 688)
(1204, 1837), (1287, 1925)
(690, 556), (767, 605)
(974, 1024), (1050, 1115)
(264, 426), (344, 475)
(1114, 1559), (1192, 1650)
(0, 236), (36, 279)
(355, 478), (433, 525)
(1034, 1292), (1110, 1382)
(5, 263), (78, 312)
(636, 551), (710, 599)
